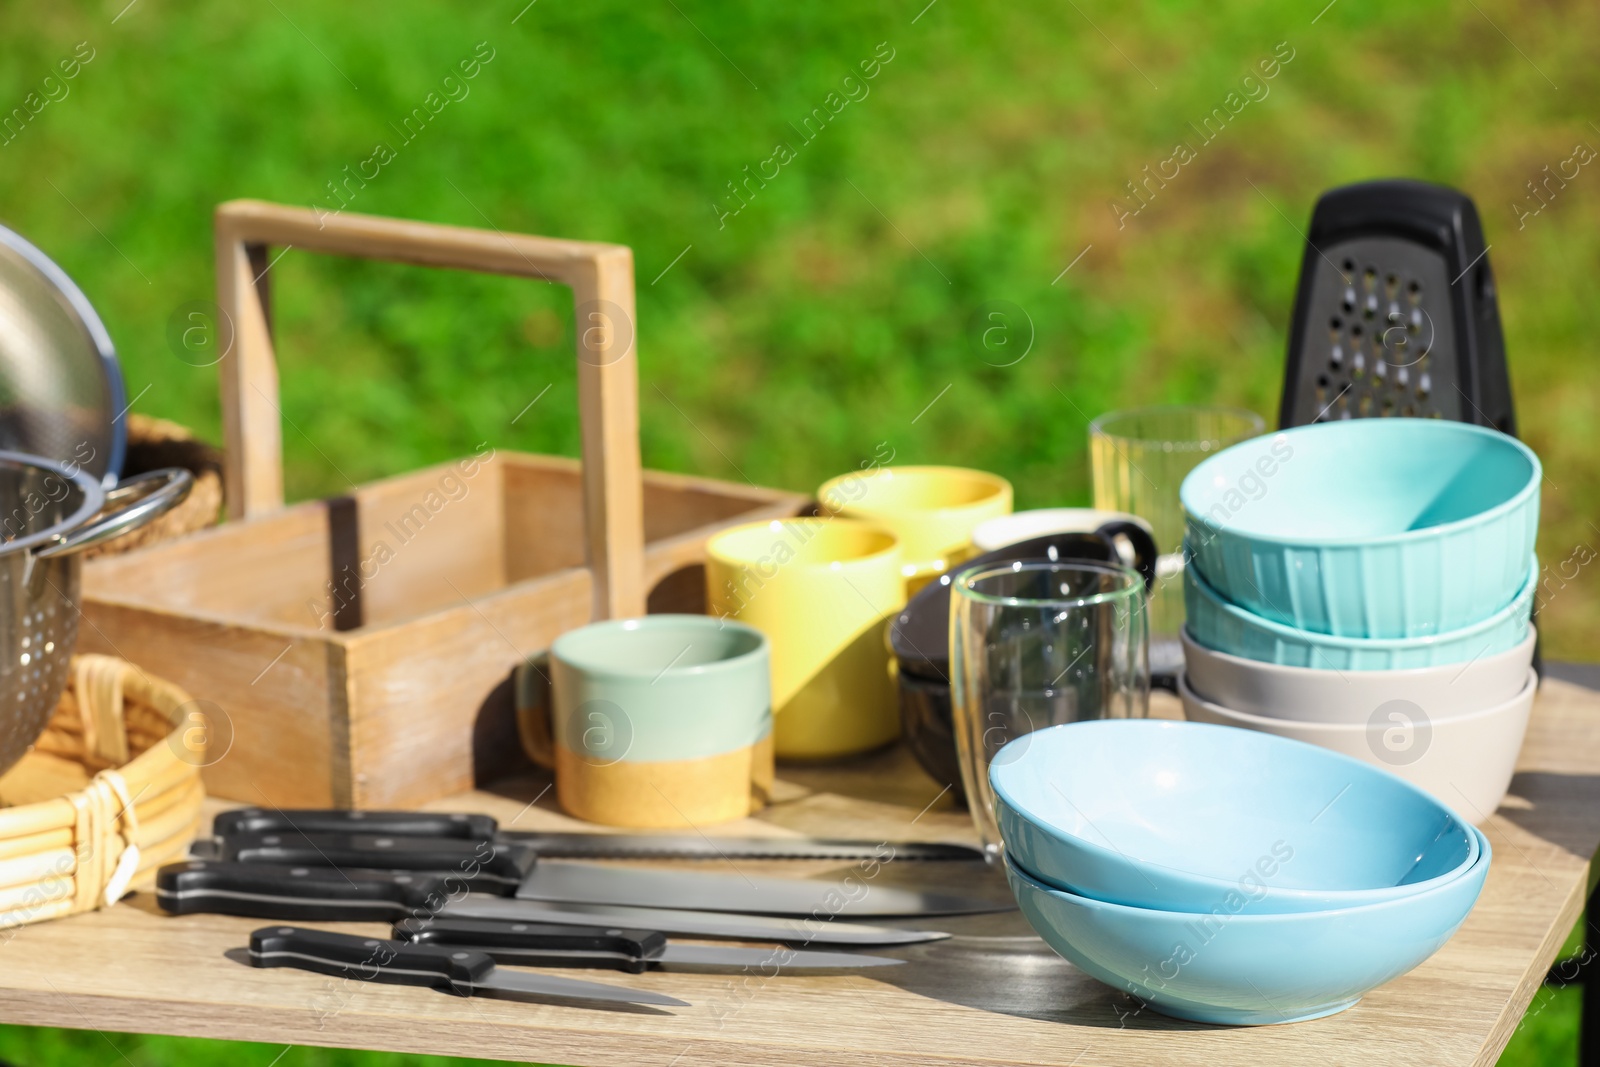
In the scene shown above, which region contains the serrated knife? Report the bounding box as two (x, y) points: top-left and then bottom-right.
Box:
(214, 831), (1010, 918)
(210, 808), (982, 862)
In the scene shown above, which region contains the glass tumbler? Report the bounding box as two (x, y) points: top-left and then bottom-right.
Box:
(950, 560), (1149, 860)
(1088, 405), (1264, 677)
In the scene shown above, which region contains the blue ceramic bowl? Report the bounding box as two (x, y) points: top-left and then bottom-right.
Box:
(1006, 834), (1489, 1025)
(1184, 552), (1535, 670)
(1180, 420), (1540, 639)
(990, 719), (1477, 913)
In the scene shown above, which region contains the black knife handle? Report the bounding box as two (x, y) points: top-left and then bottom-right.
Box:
(214, 809), (499, 841)
(396, 917), (668, 973)
(156, 861), (478, 922)
(250, 926), (494, 995)
(217, 832), (532, 887)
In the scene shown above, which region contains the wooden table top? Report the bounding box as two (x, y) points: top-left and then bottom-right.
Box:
(0, 680), (1597, 1067)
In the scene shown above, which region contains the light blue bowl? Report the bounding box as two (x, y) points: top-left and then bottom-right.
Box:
(1007, 834), (1489, 1025)
(990, 719), (1477, 913)
(1184, 552), (1534, 670)
(1181, 420), (1540, 638)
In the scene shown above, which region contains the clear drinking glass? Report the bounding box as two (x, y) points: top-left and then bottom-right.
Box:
(1088, 405), (1264, 677)
(950, 560), (1149, 861)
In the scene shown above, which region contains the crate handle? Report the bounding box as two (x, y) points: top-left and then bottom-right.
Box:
(212, 199), (645, 620)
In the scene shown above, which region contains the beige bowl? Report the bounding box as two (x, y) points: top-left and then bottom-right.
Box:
(1177, 668), (1536, 822)
(1180, 625), (1536, 724)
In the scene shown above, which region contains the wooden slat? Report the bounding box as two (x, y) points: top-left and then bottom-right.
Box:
(0, 681), (1594, 1065)
(73, 602), (339, 807)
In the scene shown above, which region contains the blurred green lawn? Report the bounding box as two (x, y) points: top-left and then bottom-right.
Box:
(1, 0), (1597, 1063)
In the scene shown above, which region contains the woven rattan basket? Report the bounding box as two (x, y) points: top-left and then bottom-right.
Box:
(0, 655), (206, 930)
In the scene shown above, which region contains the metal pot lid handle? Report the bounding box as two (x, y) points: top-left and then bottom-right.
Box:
(35, 467), (195, 559)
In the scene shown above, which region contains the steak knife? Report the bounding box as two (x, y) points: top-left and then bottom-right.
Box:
(215, 832), (1009, 918)
(393, 917), (903, 971)
(156, 861), (952, 946)
(211, 808), (983, 862)
(248, 925), (687, 1007)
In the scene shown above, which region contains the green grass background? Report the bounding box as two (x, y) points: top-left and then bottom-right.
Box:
(1, 0), (1596, 1062)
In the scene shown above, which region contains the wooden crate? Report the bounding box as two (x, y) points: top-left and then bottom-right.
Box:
(79, 202), (805, 808)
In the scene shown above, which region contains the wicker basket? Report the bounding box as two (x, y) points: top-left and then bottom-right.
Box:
(81, 414), (224, 560)
(0, 655), (206, 930)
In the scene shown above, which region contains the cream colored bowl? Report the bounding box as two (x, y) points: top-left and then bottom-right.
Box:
(1177, 668), (1537, 822)
(1180, 625), (1537, 723)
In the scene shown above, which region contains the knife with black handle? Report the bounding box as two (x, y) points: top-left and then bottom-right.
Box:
(394, 916), (903, 972)
(214, 832), (1010, 917)
(212, 808), (983, 862)
(247, 925), (687, 1006)
(216, 831), (533, 890)
(155, 860), (952, 946)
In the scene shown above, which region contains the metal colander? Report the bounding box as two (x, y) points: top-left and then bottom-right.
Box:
(0, 224), (125, 487)
(0, 452), (191, 775)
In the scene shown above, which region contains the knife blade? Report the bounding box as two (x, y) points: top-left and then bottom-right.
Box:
(156, 861), (951, 946)
(216, 832), (1010, 918)
(516, 859), (1009, 918)
(248, 925), (687, 1007)
(394, 917), (903, 971)
(211, 808), (983, 862)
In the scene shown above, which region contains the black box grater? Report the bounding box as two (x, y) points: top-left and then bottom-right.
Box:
(1278, 179), (1538, 677)
(1278, 179), (1515, 433)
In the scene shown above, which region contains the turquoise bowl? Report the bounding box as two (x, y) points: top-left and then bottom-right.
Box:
(1184, 552), (1534, 670)
(1006, 832), (1489, 1025)
(1180, 420), (1540, 638)
(991, 720), (1477, 913)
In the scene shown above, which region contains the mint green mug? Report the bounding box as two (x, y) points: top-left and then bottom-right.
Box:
(522, 614), (773, 827)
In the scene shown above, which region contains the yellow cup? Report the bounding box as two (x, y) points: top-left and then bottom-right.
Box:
(817, 466), (1013, 590)
(705, 518), (904, 760)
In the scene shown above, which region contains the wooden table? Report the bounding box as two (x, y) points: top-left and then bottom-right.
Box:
(1, 680), (1598, 1067)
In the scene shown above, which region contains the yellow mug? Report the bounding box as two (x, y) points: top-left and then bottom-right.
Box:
(705, 518), (904, 760)
(817, 466), (1013, 591)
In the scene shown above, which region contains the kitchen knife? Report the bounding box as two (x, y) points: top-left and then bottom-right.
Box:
(216, 831), (532, 890)
(216, 832), (1010, 918)
(247, 925), (687, 1007)
(155, 861), (951, 946)
(393, 917), (903, 972)
(211, 808), (984, 862)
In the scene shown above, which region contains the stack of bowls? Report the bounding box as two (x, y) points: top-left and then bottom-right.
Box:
(993, 720), (1491, 1025)
(1177, 419), (1541, 820)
